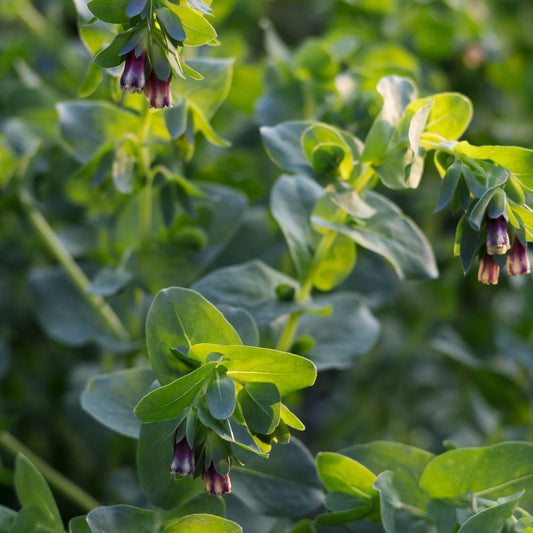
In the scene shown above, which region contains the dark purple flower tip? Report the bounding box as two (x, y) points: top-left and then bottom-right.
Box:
(507, 236), (531, 276)
(170, 438), (194, 477)
(120, 50), (146, 94)
(486, 215), (510, 255)
(145, 70), (172, 109)
(478, 253), (500, 285)
(201, 464), (231, 496)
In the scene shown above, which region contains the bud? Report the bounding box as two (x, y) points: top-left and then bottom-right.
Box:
(145, 70), (172, 109)
(478, 253), (500, 285)
(201, 464), (231, 496)
(170, 438), (195, 477)
(120, 50), (146, 94)
(507, 236), (531, 276)
(486, 215), (510, 255)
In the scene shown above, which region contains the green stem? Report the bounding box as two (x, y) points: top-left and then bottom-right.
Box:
(18, 189), (130, 342)
(139, 103), (154, 240)
(276, 167), (374, 352)
(0, 431), (100, 512)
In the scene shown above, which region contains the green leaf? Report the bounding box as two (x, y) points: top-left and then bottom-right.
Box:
(270, 174), (324, 279)
(218, 305), (259, 347)
(454, 142), (533, 192)
(407, 102), (432, 156)
(78, 61), (104, 98)
(419, 442), (533, 511)
(166, 6), (217, 46)
(165, 100), (188, 139)
(416, 93), (473, 140)
(156, 8), (186, 41)
(93, 31), (132, 68)
(296, 292), (380, 371)
(135, 363), (217, 422)
(87, 0), (129, 23)
(310, 144), (345, 176)
(361, 75), (417, 164)
(137, 420), (204, 509)
(468, 188), (498, 230)
(312, 234), (356, 291)
(313, 191), (438, 280)
(231, 439), (324, 517)
(0, 506), (17, 532)
(280, 404), (305, 431)
(163, 514), (241, 533)
(434, 160), (462, 212)
(342, 441), (434, 510)
(301, 124), (353, 179)
(28, 268), (121, 351)
(487, 188), (507, 219)
(206, 375), (236, 420)
(457, 493), (522, 533)
(189, 104), (230, 147)
(145, 287), (241, 385)
(316, 452), (378, 499)
(192, 261), (306, 327)
(174, 59), (233, 120)
(126, 0), (147, 17)
(189, 344), (317, 397)
(57, 101), (142, 164)
(326, 181), (377, 219)
(238, 382), (281, 435)
(81, 367), (155, 438)
(373, 471), (401, 533)
(458, 216), (484, 273)
(8, 505), (50, 533)
(14, 455), (63, 533)
(68, 516), (92, 533)
(88, 267), (133, 296)
(261, 122), (314, 175)
(87, 505), (162, 533)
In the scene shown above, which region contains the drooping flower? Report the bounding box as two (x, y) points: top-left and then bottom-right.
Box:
(145, 70), (172, 109)
(120, 50), (146, 94)
(170, 438), (195, 477)
(507, 236), (531, 276)
(486, 215), (510, 255)
(201, 464), (231, 496)
(478, 253), (500, 285)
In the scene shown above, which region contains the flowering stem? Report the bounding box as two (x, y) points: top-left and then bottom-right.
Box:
(0, 431), (100, 512)
(18, 189), (130, 342)
(276, 167), (374, 352)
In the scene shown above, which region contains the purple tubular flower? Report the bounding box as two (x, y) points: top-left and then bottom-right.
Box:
(201, 464), (231, 496)
(478, 253), (500, 285)
(486, 215), (510, 255)
(507, 236), (531, 276)
(170, 438), (194, 477)
(145, 70), (172, 109)
(120, 50), (146, 94)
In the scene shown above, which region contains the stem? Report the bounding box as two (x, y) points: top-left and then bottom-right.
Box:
(18, 189), (130, 342)
(0, 431), (100, 512)
(139, 103), (154, 240)
(276, 166), (374, 352)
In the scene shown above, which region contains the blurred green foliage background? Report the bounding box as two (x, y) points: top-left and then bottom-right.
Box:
(1, 0), (533, 525)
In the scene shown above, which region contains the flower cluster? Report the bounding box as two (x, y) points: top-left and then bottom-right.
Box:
(478, 215), (530, 285)
(120, 51), (172, 109)
(169, 436), (231, 496)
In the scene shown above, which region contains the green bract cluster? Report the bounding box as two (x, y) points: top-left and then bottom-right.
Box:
(133, 288), (315, 496)
(85, 0), (217, 107)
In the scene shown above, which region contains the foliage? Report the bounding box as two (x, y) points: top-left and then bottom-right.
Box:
(2, 1), (533, 533)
